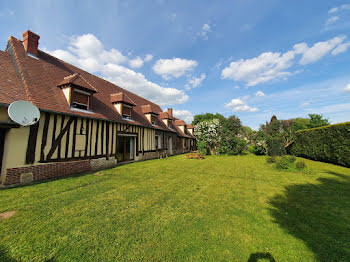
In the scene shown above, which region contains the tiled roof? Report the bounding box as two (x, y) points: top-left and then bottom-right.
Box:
(0, 34), (194, 138)
(0, 51), (27, 104)
(175, 119), (186, 126)
(58, 73), (98, 93)
(159, 112), (172, 119)
(186, 124), (194, 129)
(110, 92), (136, 106)
(141, 104), (159, 114)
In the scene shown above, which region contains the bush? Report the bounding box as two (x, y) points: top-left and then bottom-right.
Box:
(290, 122), (350, 167)
(275, 156), (292, 169)
(219, 135), (247, 155)
(197, 140), (208, 155)
(248, 145), (266, 155)
(266, 137), (286, 156)
(285, 155), (296, 164)
(296, 160), (306, 170)
(266, 156), (277, 163)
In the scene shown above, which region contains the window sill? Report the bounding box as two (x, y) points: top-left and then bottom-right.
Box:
(70, 107), (94, 114)
(122, 117), (135, 122)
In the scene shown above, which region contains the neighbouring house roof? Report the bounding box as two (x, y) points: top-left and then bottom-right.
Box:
(0, 33), (195, 138)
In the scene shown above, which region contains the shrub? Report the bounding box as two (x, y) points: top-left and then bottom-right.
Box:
(290, 122), (350, 167)
(219, 135), (247, 155)
(266, 156), (277, 163)
(249, 145), (266, 155)
(266, 137), (286, 156)
(296, 160), (306, 170)
(275, 156), (292, 169)
(285, 155), (296, 164)
(197, 140), (208, 155)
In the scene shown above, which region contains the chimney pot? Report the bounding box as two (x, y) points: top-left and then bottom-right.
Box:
(167, 108), (173, 117)
(22, 30), (40, 57)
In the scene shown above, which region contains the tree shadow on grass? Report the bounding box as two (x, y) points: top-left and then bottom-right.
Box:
(0, 245), (18, 262)
(247, 252), (275, 261)
(268, 171), (350, 262)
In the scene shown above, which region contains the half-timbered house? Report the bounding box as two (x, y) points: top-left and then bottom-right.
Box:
(0, 30), (196, 186)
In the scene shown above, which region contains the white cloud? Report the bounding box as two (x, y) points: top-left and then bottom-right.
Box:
(153, 58), (198, 79)
(233, 85), (240, 89)
(173, 109), (194, 123)
(198, 23), (211, 40)
(301, 102), (310, 107)
(344, 84), (350, 92)
(300, 36), (345, 64)
(144, 54), (153, 62)
(129, 56), (144, 68)
(47, 34), (128, 73)
(329, 7), (338, 14)
(225, 98), (259, 112)
(103, 64), (188, 105)
(202, 24), (210, 31)
(129, 54), (153, 68)
(185, 73), (206, 90)
(328, 4), (350, 14)
(221, 36), (348, 86)
(45, 34), (188, 106)
(326, 16), (339, 26)
(255, 91), (265, 97)
(221, 50), (295, 86)
(321, 103), (350, 113)
(332, 41), (350, 55)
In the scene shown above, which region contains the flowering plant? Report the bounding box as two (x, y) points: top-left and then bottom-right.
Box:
(194, 119), (221, 154)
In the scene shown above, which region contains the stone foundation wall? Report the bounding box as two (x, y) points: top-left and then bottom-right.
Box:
(138, 151), (159, 161)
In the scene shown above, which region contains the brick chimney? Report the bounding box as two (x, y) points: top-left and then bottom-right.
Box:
(22, 30), (40, 57)
(167, 108), (173, 118)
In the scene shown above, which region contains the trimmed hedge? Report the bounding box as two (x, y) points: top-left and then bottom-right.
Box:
(289, 122), (350, 167)
(266, 137), (286, 156)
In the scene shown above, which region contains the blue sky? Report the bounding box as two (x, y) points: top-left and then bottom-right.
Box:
(1, 0), (350, 129)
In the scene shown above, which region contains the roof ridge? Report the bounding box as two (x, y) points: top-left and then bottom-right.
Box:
(63, 73), (79, 80)
(79, 73), (98, 92)
(123, 92), (136, 106)
(8, 36), (32, 102)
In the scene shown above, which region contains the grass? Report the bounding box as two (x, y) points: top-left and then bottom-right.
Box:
(0, 154), (349, 261)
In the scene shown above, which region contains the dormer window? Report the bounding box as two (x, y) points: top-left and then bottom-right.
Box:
(186, 124), (194, 135)
(122, 104), (132, 119)
(159, 111), (174, 129)
(175, 119), (186, 133)
(111, 92), (136, 120)
(152, 114), (158, 125)
(71, 89), (90, 110)
(58, 73), (98, 112)
(168, 119), (173, 129)
(141, 104), (159, 125)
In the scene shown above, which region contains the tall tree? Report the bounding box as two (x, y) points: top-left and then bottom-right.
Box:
(192, 113), (225, 125)
(308, 114), (330, 128)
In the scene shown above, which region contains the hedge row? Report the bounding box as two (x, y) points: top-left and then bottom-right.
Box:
(289, 122), (350, 167)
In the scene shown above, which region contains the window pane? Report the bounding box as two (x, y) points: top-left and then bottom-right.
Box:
(123, 106), (132, 117)
(74, 92), (89, 105)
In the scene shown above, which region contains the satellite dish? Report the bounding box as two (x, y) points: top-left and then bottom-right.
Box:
(8, 100), (40, 126)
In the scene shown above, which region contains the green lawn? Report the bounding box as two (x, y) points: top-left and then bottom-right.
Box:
(0, 154), (349, 261)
